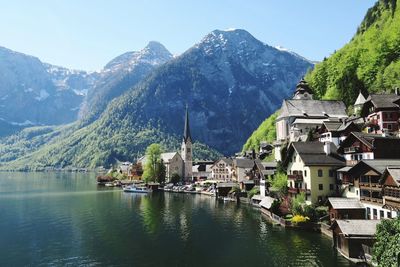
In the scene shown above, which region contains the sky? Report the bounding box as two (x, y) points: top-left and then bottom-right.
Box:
(1, 0), (377, 71)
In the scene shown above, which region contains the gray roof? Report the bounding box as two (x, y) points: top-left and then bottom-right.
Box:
(359, 159), (400, 174)
(333, 220), (379, 237)
(336, 166), (352, 172)
(277, 99), (347, 120)
(262, 162), (278, 168)
(217, 182), (237, 188)
(384, 167), (400, 186)
(367, 94), (400, 109)
(328, 197), (364, 210)
(233, 158), (254, 168)
(291, 142), (345, 166)
(241, 180), (255, 185)
(161, 152), (180, 162)
(260, 196), (277, 209)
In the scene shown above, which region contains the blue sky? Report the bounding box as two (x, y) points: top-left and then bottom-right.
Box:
(1, 0), (376, 71)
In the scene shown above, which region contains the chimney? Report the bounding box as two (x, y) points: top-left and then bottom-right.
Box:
(324, 142), (331, 155)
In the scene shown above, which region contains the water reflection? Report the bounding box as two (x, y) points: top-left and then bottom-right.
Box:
(0, 173), (354, 267)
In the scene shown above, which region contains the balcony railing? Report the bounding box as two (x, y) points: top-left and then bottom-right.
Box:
(344, 146), (360, 153)
(288, 174), (303, 181)
(359, 182), (382, 189)
(288, 187), (299, 194)
(360, 196), (383, 204)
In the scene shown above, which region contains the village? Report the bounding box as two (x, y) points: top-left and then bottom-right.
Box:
(99, 79), (400, 265)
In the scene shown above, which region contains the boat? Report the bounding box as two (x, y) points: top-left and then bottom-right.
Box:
(105, 182), (114, 187)
(123, 185), (151, 193)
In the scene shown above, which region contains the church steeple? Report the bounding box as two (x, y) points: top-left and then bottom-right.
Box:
(183, 105), (192, 143)
(181, 105), (193, 181)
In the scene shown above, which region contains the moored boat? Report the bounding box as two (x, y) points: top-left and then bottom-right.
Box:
(123, 185), (151, 193)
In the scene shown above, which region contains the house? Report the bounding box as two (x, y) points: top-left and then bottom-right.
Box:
(232, 158), (255, 182)
(285, 142), (345, 205)
(192, 162), (213, 181)
(210, 158), (233, 181)
(119, 161), (132, 175)
(129, 162), (143, 180)
(330, 219), (379, 262)
(328, 197), (365, 222)
(361, 91), (400, 134)
(337, 132), (400, 166)
(275, 79), (347, 161)
(318, 120), (360, 146)
(347, 159), (400, 219)
(254, 161), (277, 198)
(380, 167), (400, 218)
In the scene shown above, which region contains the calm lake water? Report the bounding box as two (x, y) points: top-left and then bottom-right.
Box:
(0, 172), (354, 267)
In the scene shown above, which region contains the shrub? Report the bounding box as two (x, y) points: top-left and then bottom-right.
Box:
(291, 215), (310, 224)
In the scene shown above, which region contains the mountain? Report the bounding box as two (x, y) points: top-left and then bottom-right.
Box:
(243, 0), (400, 153)
(0, 29), (312, 170)
(79, 41), (173, 122)
(305, 0), (400, 106)
(0, 46), (96, 130)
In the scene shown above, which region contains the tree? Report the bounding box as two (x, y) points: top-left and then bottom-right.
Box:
(291, 192), (306, 215)
(270, 172), (288, 196)
(170, 173), (181, 184)
(373, 217), (400, 267)
(142, 143), (164, 182)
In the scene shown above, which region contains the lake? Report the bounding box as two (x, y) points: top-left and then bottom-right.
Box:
(0, 172), (354, 266)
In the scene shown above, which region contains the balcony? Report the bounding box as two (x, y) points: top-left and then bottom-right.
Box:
(359, 182), (382, 189)
(288, 174), (303, 181)
(288, 187), (299, 194)
(360, 196), (383, 204)
(344, 146), (360, 154)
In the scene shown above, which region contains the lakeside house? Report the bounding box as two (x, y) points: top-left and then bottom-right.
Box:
(330, 219), (379, 261)
(328, 197), (365, 222)
(285, 141), (345, 205)
(192, 161), (213, 181)
(380, 167), (400, 215)
(210, 158), (234, 181)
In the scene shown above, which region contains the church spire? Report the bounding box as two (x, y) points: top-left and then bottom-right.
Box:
(183, 105), (192, 143)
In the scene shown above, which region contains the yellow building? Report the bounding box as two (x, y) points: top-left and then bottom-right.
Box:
(285, 142), (345, 205)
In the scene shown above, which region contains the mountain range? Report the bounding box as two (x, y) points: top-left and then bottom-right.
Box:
(0, 29), (312, 170)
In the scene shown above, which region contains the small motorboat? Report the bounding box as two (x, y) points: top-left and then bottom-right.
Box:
(105, 182), (114, 187)
(123, 185), (151, 193)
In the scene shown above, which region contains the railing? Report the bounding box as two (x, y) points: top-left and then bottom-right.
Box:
(344, 146), (360, 153)
(288, 187), (299, 194)
(361, 196), (383, 204)
(359, 182), (382, 189)
(288, 174), (303, 181)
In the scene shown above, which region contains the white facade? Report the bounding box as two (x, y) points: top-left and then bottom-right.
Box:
(363, 202), (398, 219)
(211, 159), (233, 181)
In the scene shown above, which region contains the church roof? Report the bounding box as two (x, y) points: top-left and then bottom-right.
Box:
(277, 99), (347, 120)
(294, 79), (313, 95)
(183, 106), (192, 143)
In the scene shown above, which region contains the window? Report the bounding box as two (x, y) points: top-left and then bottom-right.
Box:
(318, 184), (323, 190)
(329, 184), (334, 191)
(304, 170), (307, 177)
(388, 124), (392, 130)
(380, 210), (384, 219)
(187, 148), (191, 152)
(387, 211), (392, 218)
(329, 170), (334, 177)
(366, 207), (371, 219)
(373, 209), (377, 219)
(318, 169), (323, 177)
(356, 190), (359, 196)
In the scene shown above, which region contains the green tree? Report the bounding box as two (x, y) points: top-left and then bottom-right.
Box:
(291, 192), (306, 215)
(373, 216), (400, 267)
(142, 143), (163, 182)
(269, 172), (288, 196)
(170, 173), (181, 184)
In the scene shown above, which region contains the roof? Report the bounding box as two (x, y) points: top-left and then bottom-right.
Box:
(338, 132), (400, 154)
(213, 158), (233, 167)
(161, 152), (181, 162)
(241, 180), (255, 185)
(261, 162), (278, 168)
(251, 194), (263, 201)
(233, 158), (254, 168)
(290, 142), (345, 166)
(292, 118), (327, 125)
(367, 94), (400, 109)
(328, 197), (364, 210)
(277, 99), (347, 120)
(293, 79), (313, 95)
(382, 167), (400, 186)
(261, 170), (275, 176)
(332, 220), (379, 237)
(183, 106), (192, 143)
(354, 91), (366, 106)
(336, 166), (352, 173)
(217, 182), (237, 188)
(348, 159), (400, 178)
(260, 196), (277, 209)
